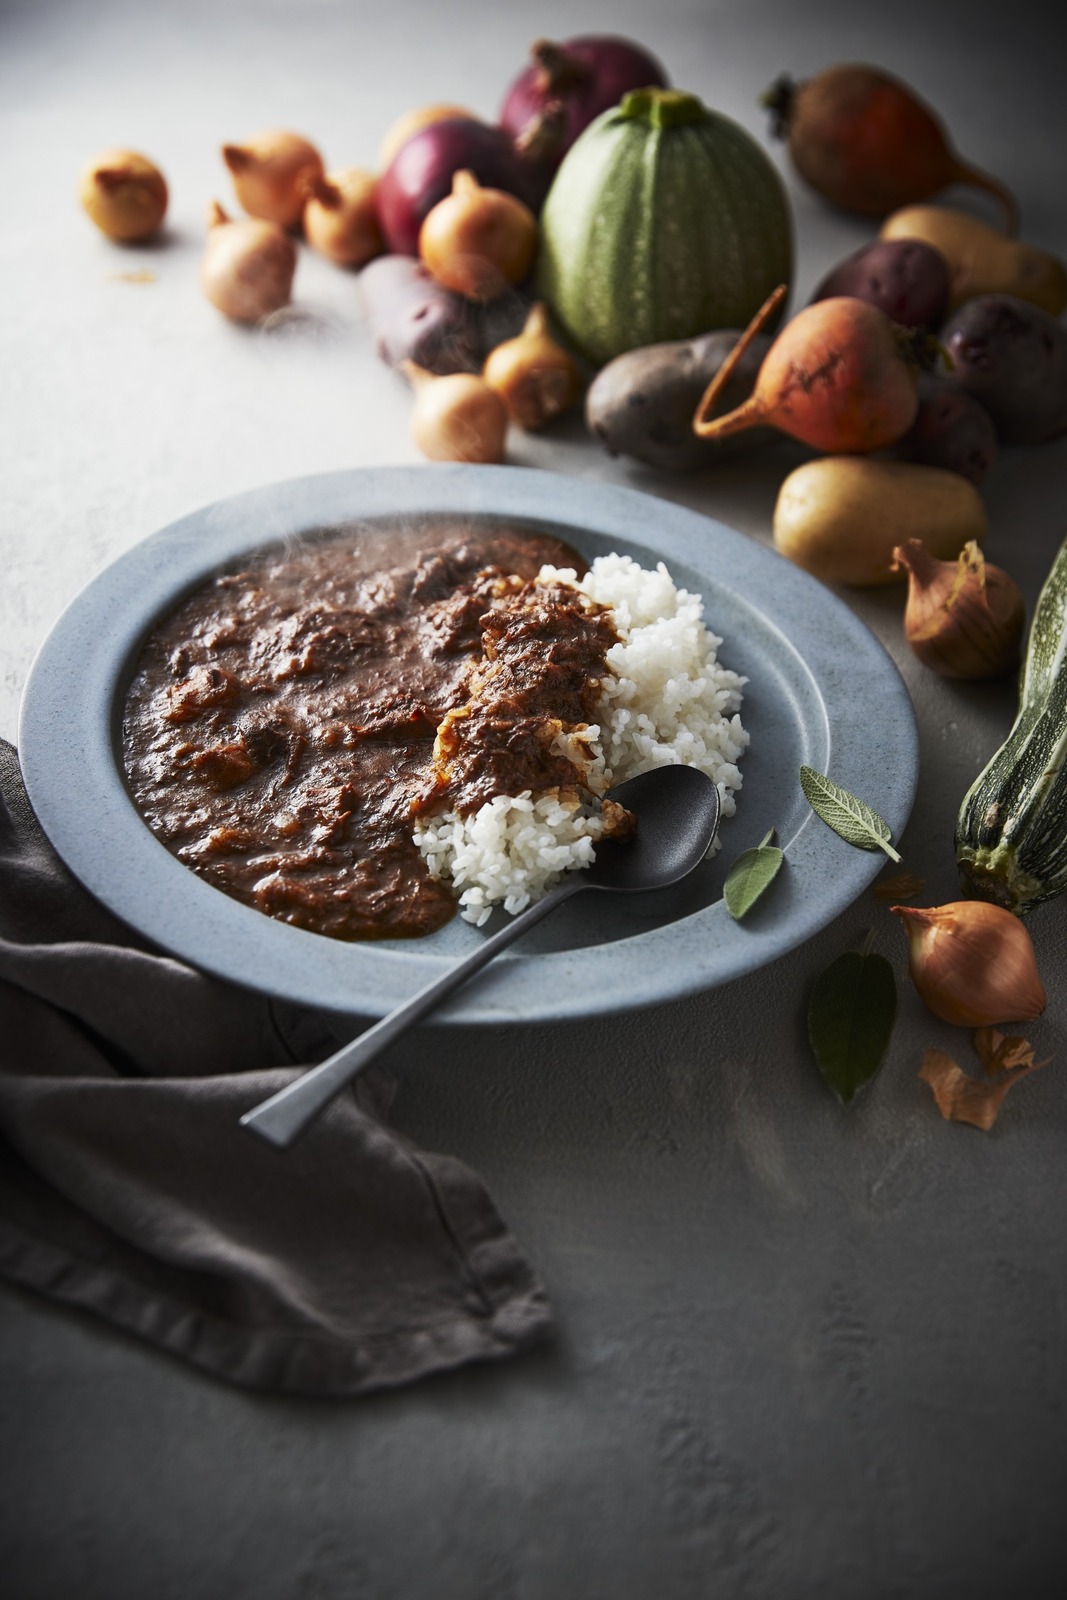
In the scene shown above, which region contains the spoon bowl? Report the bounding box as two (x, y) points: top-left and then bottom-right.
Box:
(241, 764), (721, 1148)
(583, 766), (722, 893)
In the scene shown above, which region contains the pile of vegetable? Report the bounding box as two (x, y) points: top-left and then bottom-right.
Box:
(79, 32), (799, 463)
(77, 33), (1067, 1126)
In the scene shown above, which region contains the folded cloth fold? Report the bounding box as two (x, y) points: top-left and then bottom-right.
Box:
(0, 738), (552, 1395)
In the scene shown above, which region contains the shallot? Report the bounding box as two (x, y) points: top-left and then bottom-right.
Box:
(402, 362), (508, 462)
(200, 201), (296, 323)
(483, 304), (582, 429)
(376, 115), (551, 256)
(222, 130), (324, 230)
(303, 168), (382, 268)
(79, 149), (168, 242)
(893, 540), (1024, 679)
(891, 901), (1046, 1027)
(419, 171), (538, 301)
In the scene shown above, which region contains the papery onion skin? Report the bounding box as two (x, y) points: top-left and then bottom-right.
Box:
(483, 303), (582, 429)
(403, 363), (508, 463)
(893, 539), (1024, 679)
(303, 169), (382, 268)
(222, 130), (324, 230)
(80, 149), (168, 241)
(200, 202), (296, 323)
(891, 900), (1046, 1027)
(419, 171), (538, 301)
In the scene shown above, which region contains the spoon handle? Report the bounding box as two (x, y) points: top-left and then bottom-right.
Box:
(240, 874), (586, 1148)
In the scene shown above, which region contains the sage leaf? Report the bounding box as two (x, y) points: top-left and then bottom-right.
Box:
(724, 829), (783, 920)
(808, 935), (897, 1105)
(799, 765), (902, 862)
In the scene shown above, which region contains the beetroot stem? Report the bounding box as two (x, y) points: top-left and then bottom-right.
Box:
(692, 283), (786, 439)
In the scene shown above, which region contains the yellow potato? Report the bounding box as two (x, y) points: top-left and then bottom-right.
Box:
(880, 204), (1067, 315)
(773, 458), (987, 587)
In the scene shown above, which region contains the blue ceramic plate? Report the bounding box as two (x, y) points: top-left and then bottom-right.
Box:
(19, 466), (918, 1024)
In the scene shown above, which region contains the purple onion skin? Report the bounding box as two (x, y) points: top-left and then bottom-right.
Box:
(499, 35), (669, 171)
(810, 239), (950, 330)
(375, 118), (536, 257)
(892, 374), (997, 485)
(939, 294), (1067, 445)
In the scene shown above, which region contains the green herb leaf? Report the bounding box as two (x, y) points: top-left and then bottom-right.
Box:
(807, 935), (897, 1104)
(724, 828), (783, 920)
(799, 765), (902, 862)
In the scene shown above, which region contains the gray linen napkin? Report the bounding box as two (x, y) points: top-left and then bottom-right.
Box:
(0, 738), (552, 1395)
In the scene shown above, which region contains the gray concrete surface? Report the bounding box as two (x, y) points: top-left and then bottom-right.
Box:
(2, 1), (1066, 1596)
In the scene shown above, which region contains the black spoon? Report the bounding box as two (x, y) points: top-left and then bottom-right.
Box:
(240, 765), (721, 1149)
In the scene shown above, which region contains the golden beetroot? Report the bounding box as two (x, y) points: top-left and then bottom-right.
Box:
(763, 63), (1018, 234)
(693, 284), (927, 453)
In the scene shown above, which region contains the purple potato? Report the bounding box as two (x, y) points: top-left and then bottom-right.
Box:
(892, 374), (997, 485)
(811, 238), (950, 329)
(359, 255), (528, 376)
(939, 294), (1067, 444)
(585, 330), (775, 471)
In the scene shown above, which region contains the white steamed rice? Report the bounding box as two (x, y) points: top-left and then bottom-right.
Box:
(412, 553), (749, 924)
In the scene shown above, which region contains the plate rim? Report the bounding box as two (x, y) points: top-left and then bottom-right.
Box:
(18, 464), (919, 1023)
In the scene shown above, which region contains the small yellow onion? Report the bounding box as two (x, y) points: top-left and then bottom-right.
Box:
(419, 170), (538, 302)
(893, 538), (1025, 678)
(402, 361), (508, 463)
(303, 168), (383, 268)
(483, 303), (582, 430)
(200, 201), (296, 323)
(891, 900), (1046, 1027)
(79, 149), (168, 241)
(222, 130), (324, 229)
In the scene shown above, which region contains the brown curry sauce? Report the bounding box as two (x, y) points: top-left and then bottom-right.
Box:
(122, 522), (621, 941)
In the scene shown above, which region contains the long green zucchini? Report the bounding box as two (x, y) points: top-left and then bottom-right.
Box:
(956, 533), (1067, 914)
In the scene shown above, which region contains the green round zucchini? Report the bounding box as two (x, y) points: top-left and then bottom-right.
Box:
(536, 88), (794, 367)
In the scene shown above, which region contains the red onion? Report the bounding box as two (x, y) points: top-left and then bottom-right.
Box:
(499, 35), (669, 171)
(376, 116), (553, 257)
